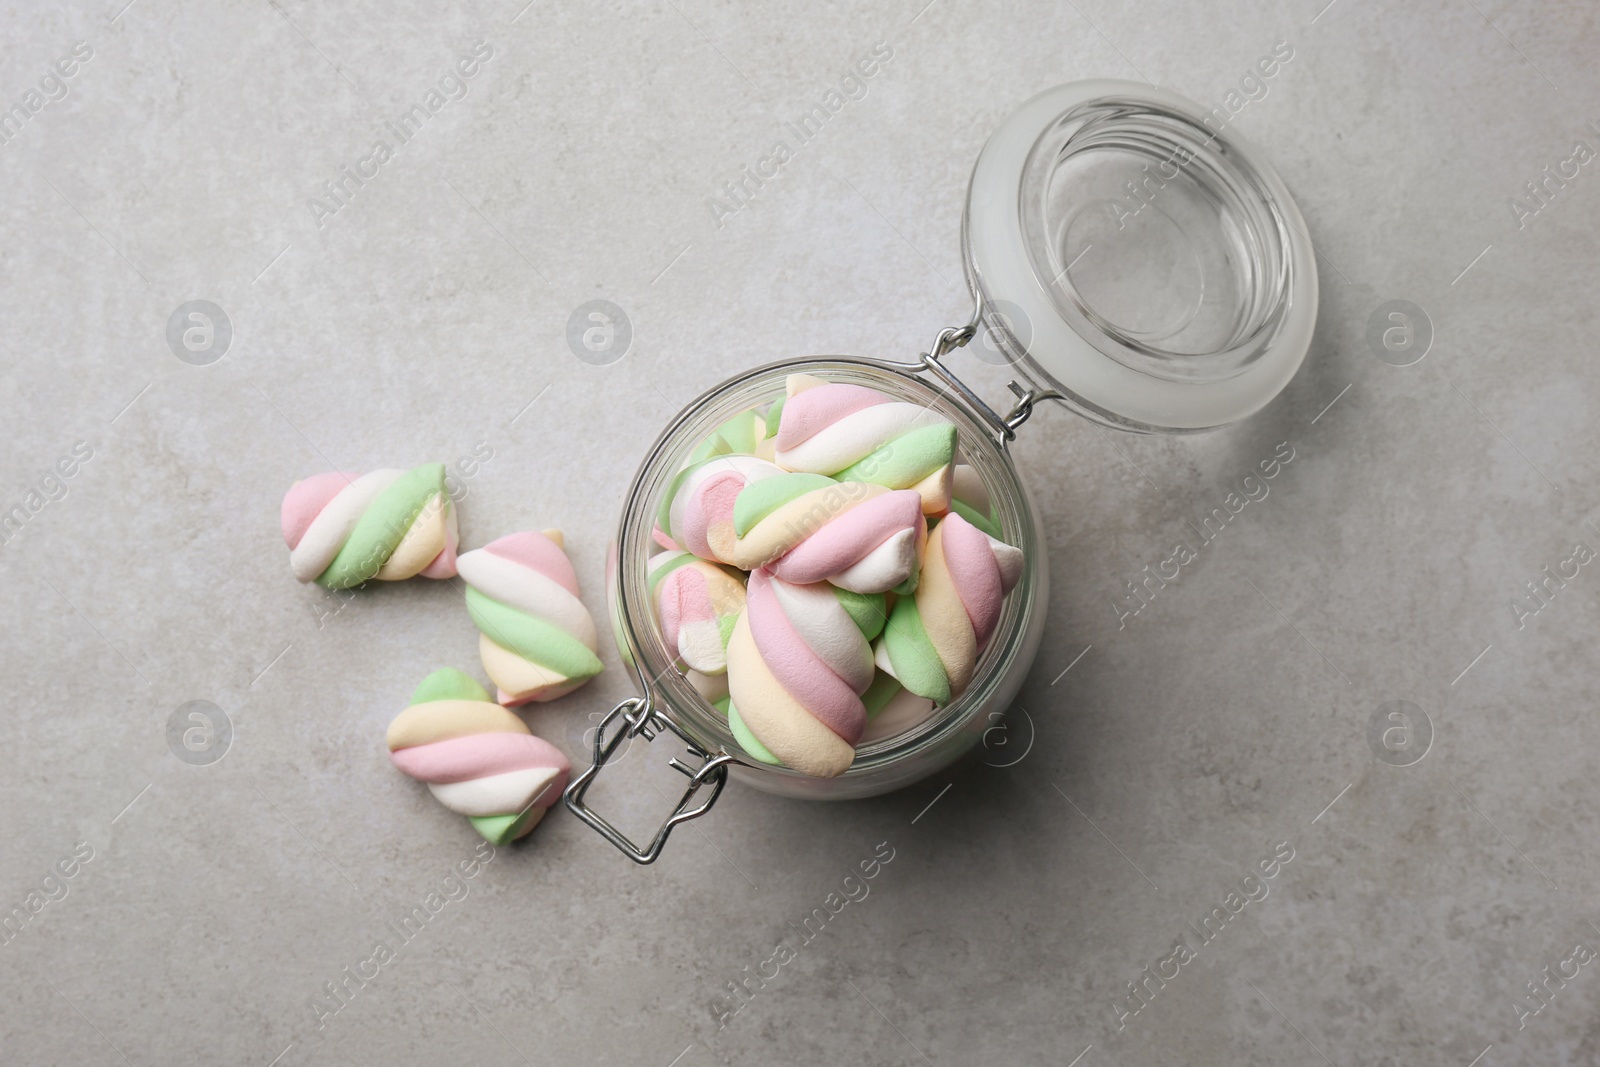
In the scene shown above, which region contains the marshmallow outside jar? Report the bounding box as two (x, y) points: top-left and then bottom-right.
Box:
(567, 78), (1317, 863)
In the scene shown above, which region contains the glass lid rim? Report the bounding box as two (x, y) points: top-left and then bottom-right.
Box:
(962, 78), (1319, 433)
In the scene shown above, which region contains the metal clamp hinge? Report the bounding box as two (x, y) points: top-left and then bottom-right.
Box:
(916, 320), (1060, 444)
(563, 696), (735, 865)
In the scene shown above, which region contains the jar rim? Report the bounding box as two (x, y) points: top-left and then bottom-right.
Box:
(610, 355), (1045, 783)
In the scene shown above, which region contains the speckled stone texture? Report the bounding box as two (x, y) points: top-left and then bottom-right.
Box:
(3, 1), (1599, 1064)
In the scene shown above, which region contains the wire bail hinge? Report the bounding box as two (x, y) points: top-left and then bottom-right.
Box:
(563, 695), (736, 865)
(917, 319), (1060, 444)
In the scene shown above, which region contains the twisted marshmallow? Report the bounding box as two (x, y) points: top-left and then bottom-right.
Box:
(658, 455), (785, 565)
(737, 671), (937, 752)
(728, 473), (926, 594)
(724, 571), (887, 777)
(875, 512), (1024, 703)
(647, 551), (746, 674)
(387, 668), (570, 844)
(458, 530), (603, 706)
(281, 465), (458, 589)
(773, 375), (957, 515)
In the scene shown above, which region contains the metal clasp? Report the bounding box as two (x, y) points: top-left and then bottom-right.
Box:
(563, 695), (736, 864)
(914, 316), (1061, 445)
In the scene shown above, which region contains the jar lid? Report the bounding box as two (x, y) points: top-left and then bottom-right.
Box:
(963, 80), (1317, 433)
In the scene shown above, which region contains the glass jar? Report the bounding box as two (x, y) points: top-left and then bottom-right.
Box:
(565, 79), (1317, 862)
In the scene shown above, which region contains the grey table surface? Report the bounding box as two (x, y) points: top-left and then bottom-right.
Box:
(5, 1), (1599, 1064)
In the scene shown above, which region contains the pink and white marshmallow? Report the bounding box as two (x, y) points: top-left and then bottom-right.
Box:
(725, 571), (882, 778)
(773, 375), (958, 515)
(659, 455), (785, 564)
(647, 551), (746, 674)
